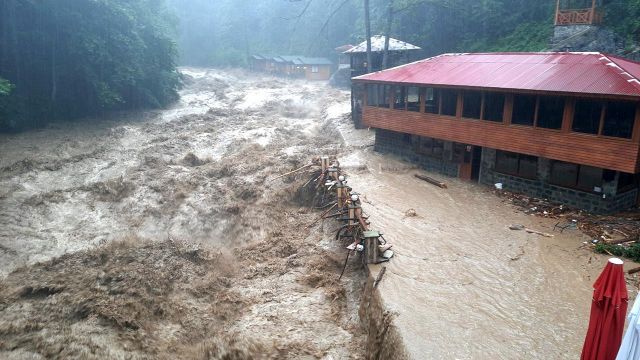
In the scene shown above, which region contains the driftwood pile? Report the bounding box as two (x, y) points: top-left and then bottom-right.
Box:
(495, 189), (640, 247)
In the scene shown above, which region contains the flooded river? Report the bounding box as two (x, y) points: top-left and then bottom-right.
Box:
(0, 68), (636, 359)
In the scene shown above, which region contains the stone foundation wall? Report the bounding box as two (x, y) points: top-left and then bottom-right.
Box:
(479, 148), (638, 214)
(374, 129), (459, 177)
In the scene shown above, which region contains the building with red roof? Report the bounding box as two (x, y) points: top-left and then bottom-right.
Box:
(352, 52), (640, 213)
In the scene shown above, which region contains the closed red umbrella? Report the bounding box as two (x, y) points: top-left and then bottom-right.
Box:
(582, 258), (629, 360)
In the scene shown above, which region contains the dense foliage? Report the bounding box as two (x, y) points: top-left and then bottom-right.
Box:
(0, 0), (180, 131)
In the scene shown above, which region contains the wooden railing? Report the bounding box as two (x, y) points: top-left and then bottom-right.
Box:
(555, 8), (603, 25)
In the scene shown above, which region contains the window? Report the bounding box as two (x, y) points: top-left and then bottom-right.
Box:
(619, 172), (638, 192)
(415, 137), (445, 159)
(550, 160), (605, 192)
(602, 101), (636, 139)
(576, 166), (603, 193)
(483, 93), (505, 122)
(495, 151), (538, 178)
(441, 89), (458, 116)
(311, 66), (319, 73)
(462, 91), (482, 119)
(425, 88), (439, 114)
(537, 96), (565, 129)
(377, 85), (391, 108)
(407, 87), (421, 112)
(394, 86), (406, 110)
(550, 161), (579, 188)
(366, 85), (379, 106)
(512, 95), (536, 126)
(573, 99), (603, 135)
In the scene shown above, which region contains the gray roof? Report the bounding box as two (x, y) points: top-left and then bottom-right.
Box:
(344, 35), (421, 53)
(297, 57), (333, 65)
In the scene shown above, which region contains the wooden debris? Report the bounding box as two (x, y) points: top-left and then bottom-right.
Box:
(374, 266), (386, 288)
(629, 267), (640, 275)
(414, 174), (447, 189)
(524, 228), (554, 238)
(271, 164), (313, 181)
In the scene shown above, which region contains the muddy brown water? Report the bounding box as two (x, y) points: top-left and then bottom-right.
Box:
(1, 68), (638, 359)
(0, 69), (366, 359)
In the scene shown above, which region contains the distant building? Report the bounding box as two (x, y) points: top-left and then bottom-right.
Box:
(297, 57), (333, 81)
(251, 55), (332, 81)
(344, 35), (421, 77)
(335, 44), (354, 70)
(249, 55), (268, 72)
(353, 52), (640, 213)
(345, 36), (421, 128)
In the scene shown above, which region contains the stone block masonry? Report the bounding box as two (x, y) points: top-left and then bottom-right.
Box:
(479, 148), (638, 214)
(374, 129), (459, 177)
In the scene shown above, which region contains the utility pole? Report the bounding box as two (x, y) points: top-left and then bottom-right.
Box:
(364, 0), (372, 73)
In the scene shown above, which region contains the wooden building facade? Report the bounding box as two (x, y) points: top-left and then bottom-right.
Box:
(353, 52), (640, 213)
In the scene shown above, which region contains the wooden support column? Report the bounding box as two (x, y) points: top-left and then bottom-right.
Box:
(632, 104), (640, 143)
(562, 98), (576, 133)
(419, 88), (426, 113)
(504, 94), (514, 125)
(456, 90), (463, 119)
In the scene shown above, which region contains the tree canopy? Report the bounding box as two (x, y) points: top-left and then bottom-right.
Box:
(0, 0), (180, 131)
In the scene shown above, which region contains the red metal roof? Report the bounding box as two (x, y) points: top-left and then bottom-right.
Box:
(353, 52), (640, 98)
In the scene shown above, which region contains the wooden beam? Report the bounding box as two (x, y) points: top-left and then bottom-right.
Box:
(504, 94), (514, 125)
(562, 98), (575, 133)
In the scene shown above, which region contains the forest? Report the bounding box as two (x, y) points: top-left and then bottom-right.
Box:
(1, 0), (640, 131)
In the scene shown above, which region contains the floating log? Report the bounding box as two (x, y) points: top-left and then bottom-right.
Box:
(374, 266), (387, 288)
(414, 174), (447, 189)
(629, 267), (640, 275)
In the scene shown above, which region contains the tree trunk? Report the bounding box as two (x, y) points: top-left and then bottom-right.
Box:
(364, 0), (372, 73)
(382, 3), (394, 70)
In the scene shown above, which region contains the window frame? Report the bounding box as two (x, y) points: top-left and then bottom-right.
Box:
(494, 150), (538, 179)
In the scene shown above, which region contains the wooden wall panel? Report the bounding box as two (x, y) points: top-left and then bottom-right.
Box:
(363, 106), (640, 173)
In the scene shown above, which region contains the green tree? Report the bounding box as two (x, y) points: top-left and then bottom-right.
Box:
(0, 0), (180, 131)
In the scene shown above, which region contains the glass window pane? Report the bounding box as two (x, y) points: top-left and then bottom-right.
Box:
(537, 96), (565, 129)
(394, 86), (406, 110)
(377, 85), (391, 108)
(425, 88), (439, 114)
(518, 154), (538, 179)
(577, 165), (603, 192)
(367, 85), (378, 106)
(462, 91), (482, 119)
(602, 101), (636, 139)
(572, 99), (602, 135)
(550, 161), (578, 188)
(483, 93), (505, 122)
(512, 95), (536, 126)
(495, 151), (519, 174)
(441, 89), (458, 116)
(432, 139), (444, 159)
(407, 87), (420, 112)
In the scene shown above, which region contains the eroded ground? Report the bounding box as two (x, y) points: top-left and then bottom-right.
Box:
(0, 69), (365, 359)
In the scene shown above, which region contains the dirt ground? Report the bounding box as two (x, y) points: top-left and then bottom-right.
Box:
(0, 69), (366, 359)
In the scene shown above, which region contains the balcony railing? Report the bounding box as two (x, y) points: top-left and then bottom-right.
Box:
(555, 8), (603, 25)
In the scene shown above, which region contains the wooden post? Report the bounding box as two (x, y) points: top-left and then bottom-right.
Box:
(321, 156), (329, 172)
(336, 183), (345, 208)
(555, 0), (561, 25)
(362, 230), (380, 264)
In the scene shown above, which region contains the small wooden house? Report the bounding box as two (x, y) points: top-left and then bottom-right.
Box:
(297, 57), (333, 81)
(249, 55), (268, 72)
(353, 52), (640, 213)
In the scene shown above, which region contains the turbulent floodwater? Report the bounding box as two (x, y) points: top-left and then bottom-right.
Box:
(0, 68), (335, 275)
(0, 68), (624, 359)
(0, 69), (366, 359)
